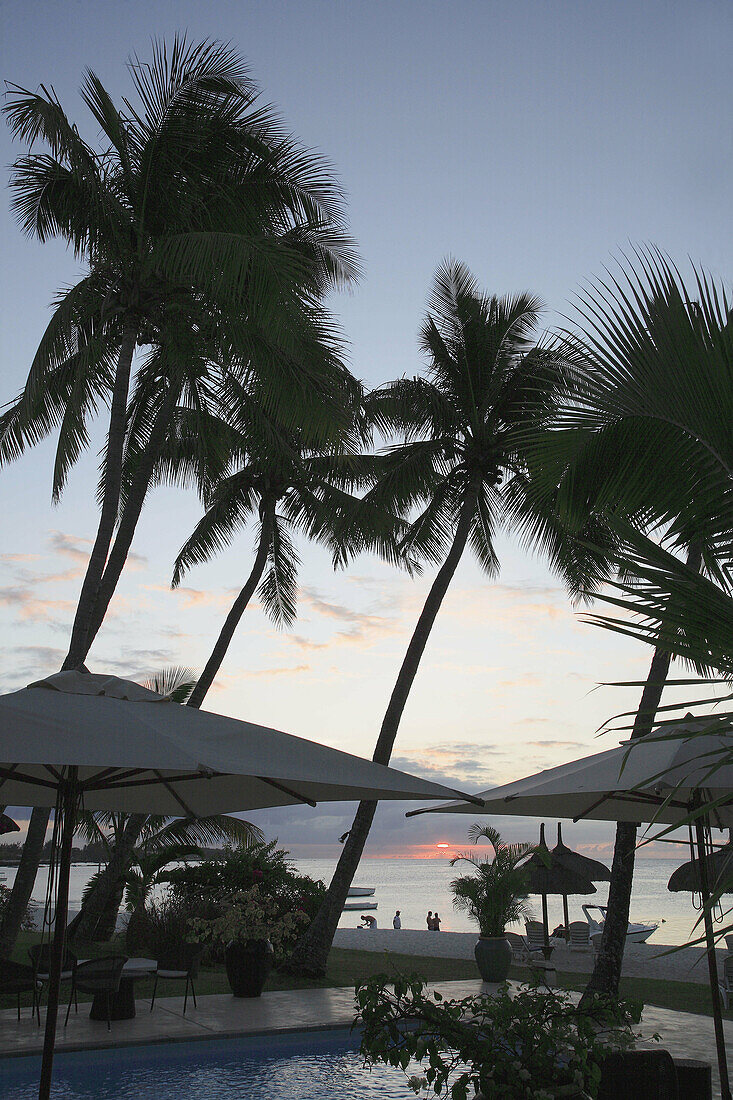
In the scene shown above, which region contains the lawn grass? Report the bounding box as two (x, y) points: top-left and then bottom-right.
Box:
(3, 932), (729, 1024)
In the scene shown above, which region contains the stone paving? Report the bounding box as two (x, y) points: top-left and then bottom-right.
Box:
(0, 978), (726, 1097)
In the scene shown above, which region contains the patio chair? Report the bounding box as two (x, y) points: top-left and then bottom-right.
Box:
(505, 931), (540, 963)
(718, 955), (733, 1010)
(524, 920), (546, 953)
(29, 942), (78, 1024)
(150, 944), (202, 1015)
(0, 959), (41, 1021)
(725, 933), (733, 952)
(65, 955), (127, 1031)
(567, 921), (592, 951)
(590, 932), (603, 957)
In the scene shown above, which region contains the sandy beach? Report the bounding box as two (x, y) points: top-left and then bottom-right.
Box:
(334, 927), (727, 987)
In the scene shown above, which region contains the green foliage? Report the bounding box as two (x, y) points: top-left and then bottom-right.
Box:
(189, 884), (308, 953)
(166, 841), (326, 962)
(449, 825), (534, 937)
(0, 884), (36, 933)
(356, 974), (642, 1100)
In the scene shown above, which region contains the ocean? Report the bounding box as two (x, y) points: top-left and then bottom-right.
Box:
(2, 855), (726, 947)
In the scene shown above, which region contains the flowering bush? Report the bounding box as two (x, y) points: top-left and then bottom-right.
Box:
(189, 885), (308, 955)
(356, 974), (643, 1100)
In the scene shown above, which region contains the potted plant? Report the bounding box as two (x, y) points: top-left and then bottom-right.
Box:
(450, 824), (534, 982)
(190, 884), (307, 997)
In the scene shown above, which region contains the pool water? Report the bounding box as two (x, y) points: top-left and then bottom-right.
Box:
(0, 1029), (411, 1099)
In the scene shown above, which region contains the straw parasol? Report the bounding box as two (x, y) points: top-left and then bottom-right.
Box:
(0, 670), (482, 1100)
(519, 823), (596, 957)
(552, 823), (610, 940)
(668, 833), (733, 896)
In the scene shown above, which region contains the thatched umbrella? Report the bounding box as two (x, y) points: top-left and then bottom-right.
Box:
(668, 832), (733, 898)
(519, 823), (596, 957)
(552, 823), (611, 940)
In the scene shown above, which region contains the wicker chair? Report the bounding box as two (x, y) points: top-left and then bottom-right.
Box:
(0, 959), (41, 1021)
(150, 944), (202, 1015)
(65, 955), (127, 1031)
(29, 942), (78, 1024)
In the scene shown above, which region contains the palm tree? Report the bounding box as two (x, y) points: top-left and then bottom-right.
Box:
(541, 249), (732, 1006)
(69, 809), (260, 944)
(168, 384), (405, 710)
(0, 37), (358, 958)
(287, 259), (613, 975)
(1, 37), (358, 672)
(449, 825), (534, 937)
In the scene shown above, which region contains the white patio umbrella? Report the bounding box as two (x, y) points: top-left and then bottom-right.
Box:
(406, 717), (732, 1100)
(0, 671), (482, 1100)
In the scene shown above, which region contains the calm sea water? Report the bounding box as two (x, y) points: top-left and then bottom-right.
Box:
(2, 854), (726, 947)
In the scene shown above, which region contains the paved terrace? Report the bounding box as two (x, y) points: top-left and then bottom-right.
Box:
(0, 979), (726, 1098)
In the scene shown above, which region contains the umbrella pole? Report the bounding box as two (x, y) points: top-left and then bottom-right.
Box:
(693, 814), (731, 1100)
(38, 768), (78, 1100)
(562, 894), (570, 943)
(541, 892), (551, 960)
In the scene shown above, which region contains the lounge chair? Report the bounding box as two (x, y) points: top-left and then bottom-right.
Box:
(29, 942), (77, 1024)
(719, 955), (733, 1010)
(505, 932), (538, 962)
(524, 920), (546, 953)
(0, 960), (41, 1021)
(567, 921), (592, 951)
(150, 944), (202, 1015)
(590, 932), (603, 957)
(65, 955), (127, 1031)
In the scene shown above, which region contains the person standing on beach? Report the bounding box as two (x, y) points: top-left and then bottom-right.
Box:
(393, 911), (401, 929)
(426, 911), (433, 930)
(432, 912), (441, 931)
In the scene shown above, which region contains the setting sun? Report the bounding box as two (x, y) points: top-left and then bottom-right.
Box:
(436, 843), (450, 849)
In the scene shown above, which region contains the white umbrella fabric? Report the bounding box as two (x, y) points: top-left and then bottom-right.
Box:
(407, 717), (732, 1100)
(0, 671), (482, 1100)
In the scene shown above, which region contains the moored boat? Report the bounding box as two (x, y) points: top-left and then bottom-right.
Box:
(582, 904), (659, 943)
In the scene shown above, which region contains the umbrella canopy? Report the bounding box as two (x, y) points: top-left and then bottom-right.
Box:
(407, 718), (733, 828)
(668, 838), (733, 895)
(0, 812), (20, 835)
(552, 823), (611, 883)
(0, 670), (481, 1100)
(0, 672), (480, 814)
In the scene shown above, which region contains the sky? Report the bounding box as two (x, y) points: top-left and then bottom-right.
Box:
(0, 0), (730, 860)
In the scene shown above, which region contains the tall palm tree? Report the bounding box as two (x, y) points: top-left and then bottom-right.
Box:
(0, 37), (358, 957)
(1, 37), (358, 672)
(287, 260), (613, 975)
(70, 809), (260, 943)
(542, 249), (732, 1005)
(168, 383), (404, 710)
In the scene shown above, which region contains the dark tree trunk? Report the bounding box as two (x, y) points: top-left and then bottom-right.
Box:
(0, 806), (49, 958)
(95, 878), (126, 942)
(82, 382), (179, 652)
(580, 542), (701, 1007)
(69, 815), (145, 944)
(186, 501), (275, 710)
(286, 502), (475, 977)
(63, 322), (137, 670)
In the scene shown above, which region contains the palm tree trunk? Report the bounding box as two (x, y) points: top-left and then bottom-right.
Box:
(580, 542), (702, 1007)
(0, 806), (49, 957)
(286, 501), (475, 977)
(69, 814), (146, 943)
(186, 501), (275, 710)
(82, 382), (179, 651)
(63, 321), (137, 670)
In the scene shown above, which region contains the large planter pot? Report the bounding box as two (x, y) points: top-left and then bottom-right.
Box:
(474, 935), (512, 982)
(225, 938), (274, 997)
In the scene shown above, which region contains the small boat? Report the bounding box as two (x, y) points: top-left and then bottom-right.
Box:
(582, 904), (659, 943)
(347, 887), (375, 897)
(342, 901), (378, 911)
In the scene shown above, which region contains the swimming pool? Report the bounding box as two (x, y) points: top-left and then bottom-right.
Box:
(0, 1029), (411, 1099)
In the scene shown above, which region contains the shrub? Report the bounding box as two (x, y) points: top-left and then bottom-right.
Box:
(356, 974), (643, 1100)
(0, 883), (36, 932)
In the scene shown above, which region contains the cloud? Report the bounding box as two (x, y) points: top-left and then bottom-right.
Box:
(0, 553), (41, 563)
(145, 584), (238, 609)
(0, 644), (66, 687)
(524, 739), (586, 749)
(295, 586), (405, 650)
(0, 586), (74, 621)
(48, 531), (91, 564)
(211, 664), (311, 688)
